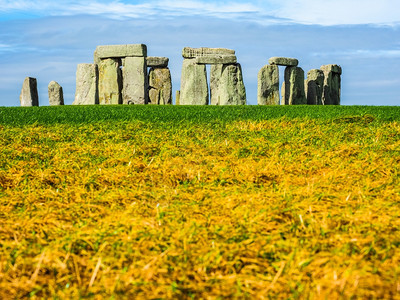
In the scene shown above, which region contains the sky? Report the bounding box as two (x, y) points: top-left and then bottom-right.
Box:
(0, 0), (399, 106)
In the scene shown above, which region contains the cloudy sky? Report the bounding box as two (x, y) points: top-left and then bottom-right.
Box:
(0, 0), (399, 106)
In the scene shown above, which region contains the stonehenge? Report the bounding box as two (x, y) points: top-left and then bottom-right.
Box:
(75, 44), (172, 105)
(258, 57), (341, 105)
(179, 47), (246, 105)
(18, 44), (341, 107)
(20, 77), (39, 107)
(48, 81), (64, 106)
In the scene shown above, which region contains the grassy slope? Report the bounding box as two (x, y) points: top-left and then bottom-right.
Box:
(0, 106), (400, 298)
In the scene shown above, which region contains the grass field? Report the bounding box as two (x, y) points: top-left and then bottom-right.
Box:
(1, 105), (400, 299)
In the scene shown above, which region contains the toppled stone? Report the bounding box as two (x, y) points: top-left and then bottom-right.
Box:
(148, 67), (172, 105)
(182, 47), (235, 59)
(305, 69), (324, 105)
(73, 64), (99, 105)
(20, 77), (39, 107)
(147, 57), (169, 68)
(98, 58), (122, 105)
(180, 59), (208, 105)
(284, 67), (307, 105)
(122, 57), (148, 105)
(195, 55), (237, 65)
(94, 44), (147, 64)
(269, 57), (299, 67)
(321, 64), (342, 105)
(210, 64), (246, 105)
(48, 81), (64, 106)
(257, 65), (279, 105)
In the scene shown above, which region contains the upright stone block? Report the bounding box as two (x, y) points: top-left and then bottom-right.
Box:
(305, 69), (324, 105)
(122, 57), (147, 105)
(148, 67), (172, 105)
(20, 77), (39, 107)
(257, 65), (279, 105)
(210, 64), (246, 105)
(284, 67), (306, 105)
(48, 81), (64, 106)
(98, 58), (122, 105)
(281, 82), (285, 105)
(73, 64), (99, 105)
(180, 59), (208, 105)
(321, 64), (342, 105)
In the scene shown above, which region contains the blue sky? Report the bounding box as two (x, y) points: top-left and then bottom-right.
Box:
(0, 0), (399, 106)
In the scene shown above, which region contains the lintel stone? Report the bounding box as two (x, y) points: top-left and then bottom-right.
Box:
(147, 57), (169, 68)
(195, 55), (237, 65)
(94, 44), (147, 63)
(269, 57), (299, 67)
(182, 47), (235, 58)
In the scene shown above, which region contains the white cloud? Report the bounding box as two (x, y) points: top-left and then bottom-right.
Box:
(273, 0), (400, 25)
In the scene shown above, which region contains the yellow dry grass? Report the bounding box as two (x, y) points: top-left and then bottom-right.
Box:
(0, 118), (400, 299)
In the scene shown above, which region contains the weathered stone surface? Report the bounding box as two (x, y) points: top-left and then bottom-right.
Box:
(98, 58), (122, 105)
(210, 63), (246, 105)
(122, 57), (147, 105)
(269, 57), (299, 67)
(305, 69), (324, 105)
(182, 47), (235, 58)
(257, 65), (279, 105)
(195, 55), (237, 65)
(321, 64), (342, 105)
(175, 91), (180, 105)
(48, 81), (64, 106)
(147, 57), (169, 68)
(94, 44), (147, 64)
(281, 82), (285, 105)
(284, 67), (306, 105)
(180, 59), (208, 105)
(73, 64), (99, 105)
(20, 77), (39, 107)
(148, 67), (172, 105)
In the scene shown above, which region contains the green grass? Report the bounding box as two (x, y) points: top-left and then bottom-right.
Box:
(0, 105), (399, 125)
(0, 105), (399, 298)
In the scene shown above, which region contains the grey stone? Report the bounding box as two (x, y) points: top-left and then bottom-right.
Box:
(305, 69), (324, 105)
(175, 91), (180, 105)
(98, 58), (122, 105)
(122, 57), (148, 105)
(179, 59), (208, 105)
(182, 47), (235, 59)
(210, 63), (246, 105)
(284, 67), (306, 105)
(195, 55), (237, 65)
(148, 67), (172, 105)
(281, 82), (285, 105)
(147, 57), (169, 68)
(321, 64), (342, 105)
(48, 81), (64, 106)
(73, 64), (99, 105)
(269, 57), (299, 67)
(94, 44), (147, 64)
(20, 77), (39, 107)
(257, 65), (280, 105)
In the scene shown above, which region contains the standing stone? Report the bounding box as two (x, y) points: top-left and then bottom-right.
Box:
(73, 64), (99, 105)
(210, 63), (246, 105)
(20, 77), (39, 107)
(305, 69), (324, 105)
(180, 59), (208, 105)
(257, 65), (279, 105)
(176, 91), (180, 105)
(48, 81), (64, 106)
(122, 57), (147, 105)
(321, 64), (342, 105)
(284, 67), (306, 105)
(281, 82), (285, 105)
(98, 58), (122, 105)
(148, 68), (172, 105)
